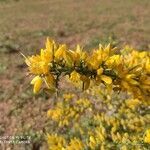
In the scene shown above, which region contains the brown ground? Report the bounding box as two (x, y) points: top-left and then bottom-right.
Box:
(0, 0), (150, 149)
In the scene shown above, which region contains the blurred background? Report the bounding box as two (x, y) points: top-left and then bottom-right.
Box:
(0, 0), (150, 149)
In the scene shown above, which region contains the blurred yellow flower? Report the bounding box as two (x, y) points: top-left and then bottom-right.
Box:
(54, 44), (66, 60)
(144, 129), (150, 143)
(125, 98), (141, 109)
(47, 134), (66, 150)
(66, 138), (84, 150)
(70, 70), (80, 83)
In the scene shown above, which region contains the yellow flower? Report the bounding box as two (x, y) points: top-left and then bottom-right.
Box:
(75, 45), (87, 61)
(31, 76), (43, 94)
(125, 74), (139, 85)
(121, 145), (128, 150)
(63, 93), (75, 100)
(47, 134), (66, 150)
(100, 75), (112, 85)
(125, 99), (141, 109)
(87, 51), (101, 70)
(97, 68), (103, 75)
(66, 138), (84, 150)
(46, 38), (53, 51)
(25, 53), (50, 75)
(47, 107), (63, 122)
(25, 38), (56, 75)
(44, 73), (55, 89)
(145, 58), (150, 73)
(64, 50), (74, 67)
(54, 44), (66, 60)
(105, 55), (122, 67)
(144, 129), (150, 143)
(70, 70), (80, 83)
(89, 136), (96, 149)
(76, 98), (91, 108)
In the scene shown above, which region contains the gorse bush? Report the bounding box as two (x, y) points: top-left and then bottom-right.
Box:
(24, 38), (150, 149)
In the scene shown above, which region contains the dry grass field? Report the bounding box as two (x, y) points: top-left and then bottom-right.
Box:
(0, 0), (150, 149)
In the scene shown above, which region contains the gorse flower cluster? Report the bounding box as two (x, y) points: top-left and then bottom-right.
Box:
(46, 92), (150, 149)
(25, 38), (150, 102)
(47, 97), (92, 127)
(24, 38), (150, 149)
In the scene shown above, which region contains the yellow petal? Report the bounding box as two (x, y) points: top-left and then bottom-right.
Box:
(40, 49), (45, 58)
(31, 76), (43, 94)
(46, 37), (53, 51)
(70, 71), (80, 82)
(64, 50), (74, 67)
(128, 79), (139, 85)
(97, 68), (103, 75)
(31, 76), (41, 84)
(101, 75), (112, 84)
(54, 44), (66, 60)
(90, 136), (95, 144)
(44, 74), (55, 88)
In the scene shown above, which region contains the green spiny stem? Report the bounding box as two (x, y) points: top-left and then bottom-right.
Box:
(50, 61), (118, 82)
